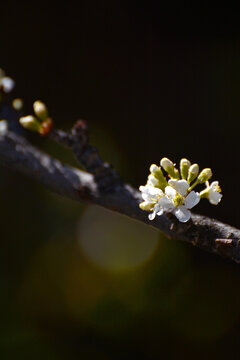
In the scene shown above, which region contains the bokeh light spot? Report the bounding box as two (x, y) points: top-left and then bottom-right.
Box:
(77, 206), (159, 273)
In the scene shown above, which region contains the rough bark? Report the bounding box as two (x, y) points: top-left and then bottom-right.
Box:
(0, 124), (240, 264)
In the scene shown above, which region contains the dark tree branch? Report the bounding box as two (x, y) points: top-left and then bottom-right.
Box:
(49, 120), (122, 192)
(0, 122), (240, 264)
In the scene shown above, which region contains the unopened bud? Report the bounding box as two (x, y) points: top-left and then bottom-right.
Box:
(160, 157), (180, 179)
(19, 115), (41, 132)
(139, 201), (153, 211)
(147, 174), (159, 186)
(150, 164), (158, 174)
(187, 163), (199, 183)
(149, 163), (167, 190)
(180, 158), (191, 180)
(0, 77), (15, 93)
(0, 120), (8, 135)
(12, 98), (23, 111)
(197, 168), (212, 183)
(33, 100), (48, 121)
(160, 157), (173, 171)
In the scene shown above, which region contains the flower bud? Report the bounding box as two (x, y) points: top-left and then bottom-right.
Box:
(149, 164), (168, 190)
(160, 157), (180, 179)
(197, 168), (212, 183)
(33, 100), (48, 121)
(160, 157), (173, 171)
(0, 77), (15, 93)
(0, 120), (8, 135)
(149, 164), (159, 174)
(147, 174), (159, 186)
(180, 158), (191, 180)
(19, 115), (41, 132)
(139, 201), (153, 211)
(12, 98), (23, 111)
(187, 163), (199, 183)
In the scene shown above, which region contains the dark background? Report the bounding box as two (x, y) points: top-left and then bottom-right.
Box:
(0, 3), (240, 359)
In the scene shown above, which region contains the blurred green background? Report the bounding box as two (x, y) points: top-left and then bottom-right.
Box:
(1, 3), (240, 359)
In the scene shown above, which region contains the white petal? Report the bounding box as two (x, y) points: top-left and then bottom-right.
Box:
(150, 187), (163, 196)
(142, 193), (155, 202)
(168, 179), (189, 196)
(153, 204), (160, 212)
(208, 181), (222, 205)
(140, 184), (163, 203)
(140, 184), (162, 196)
(148, 211), (156, 220)
(165, 186), (176, 200)
(174, 205), (191, 223)
(184, 191), (200, 209)
(158, 195), (175, 210)
(209, 191), (222, 205)
(210, 181), (219, 190)
(139, 184), (152, 193)
(151, 204), (163, 217)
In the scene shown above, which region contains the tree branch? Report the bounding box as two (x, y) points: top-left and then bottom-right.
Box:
(0, 122), (240, 264)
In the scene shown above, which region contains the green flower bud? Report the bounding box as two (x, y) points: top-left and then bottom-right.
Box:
(147, 174), (159, 186)
(149, 164), (168, 190)
(139, 201), (154, 211)
(160, 157), (173, 172)
(33, 100), (48, 121)
(149, 164), (158, 174)
(160, 157), (180, 179)
(197, 168), (212, 183)
(180, 158), (191, 180)
(187, 163), (199, 183)
(19, 115), (41, 132)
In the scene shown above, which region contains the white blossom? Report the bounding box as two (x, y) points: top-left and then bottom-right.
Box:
(204, 181), (222, 205)
(160, 182), (200, 223)
(139, 184), (163, 203)
(139, 185), (163, 220)
(168, 179), (189, 197)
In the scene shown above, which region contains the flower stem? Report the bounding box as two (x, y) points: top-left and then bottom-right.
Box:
(188, 179), (199, 192)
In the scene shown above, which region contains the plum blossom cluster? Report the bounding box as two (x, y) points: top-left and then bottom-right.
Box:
(139, 158), (222, 223)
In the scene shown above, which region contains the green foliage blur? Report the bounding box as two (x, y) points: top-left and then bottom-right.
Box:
(1, 3), (240, 359)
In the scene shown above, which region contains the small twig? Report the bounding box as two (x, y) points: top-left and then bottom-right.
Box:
(50, 120), (122, 192)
